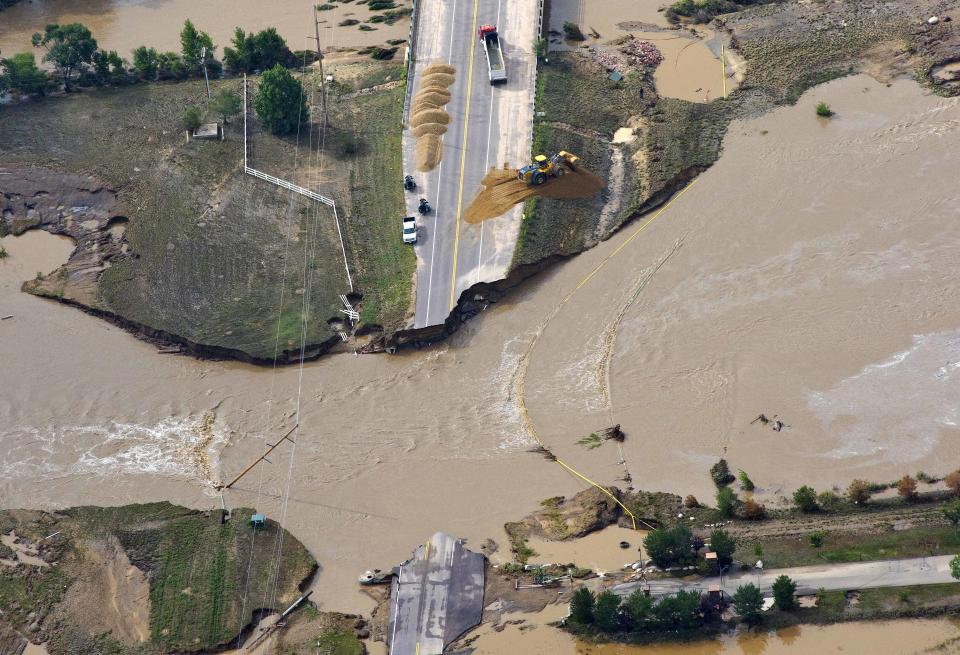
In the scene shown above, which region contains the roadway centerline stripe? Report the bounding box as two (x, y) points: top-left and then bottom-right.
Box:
(449, 0), (481, 310)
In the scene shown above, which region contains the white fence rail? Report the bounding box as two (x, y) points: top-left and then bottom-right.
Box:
(243, 166), (335, 206)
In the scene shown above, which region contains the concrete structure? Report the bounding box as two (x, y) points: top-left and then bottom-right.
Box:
(404, 0), (541, 328)
(387, 532), (485, 654)
(613, 554), (960, 600)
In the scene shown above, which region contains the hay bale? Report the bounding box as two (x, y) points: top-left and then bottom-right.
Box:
(423, 62), (456, 76)
(416, 134), (443, 172)
(420, 72), (455, 89)
(414, 90), (452, 107)
(412, 122), (449, 138)
(410, 108), (451, 129)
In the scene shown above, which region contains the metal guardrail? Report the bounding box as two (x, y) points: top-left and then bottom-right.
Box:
(402, 0), (421, 126)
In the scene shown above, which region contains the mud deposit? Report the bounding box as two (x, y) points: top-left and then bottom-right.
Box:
(465, 166), (605, 223)
(412, 62), (456, 172)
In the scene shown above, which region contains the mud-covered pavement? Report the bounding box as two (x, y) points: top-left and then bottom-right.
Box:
(2, 73), (959, 628)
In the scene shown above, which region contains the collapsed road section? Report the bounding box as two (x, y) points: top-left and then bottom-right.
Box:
(403, 0), (542, 329)
(387, 532), (485, 655)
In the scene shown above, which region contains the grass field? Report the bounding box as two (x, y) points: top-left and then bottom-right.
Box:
(0, 503), (316, 654)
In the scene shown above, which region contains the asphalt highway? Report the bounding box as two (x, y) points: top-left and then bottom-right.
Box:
(403, 0), (539, 328)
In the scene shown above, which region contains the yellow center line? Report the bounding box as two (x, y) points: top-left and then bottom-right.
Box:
(416, 642), (421, 655)
(449, 0), (481, 310)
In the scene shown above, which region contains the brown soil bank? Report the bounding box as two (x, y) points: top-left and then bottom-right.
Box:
(465, 166), (606, 224)
(0, 503), (315, 654)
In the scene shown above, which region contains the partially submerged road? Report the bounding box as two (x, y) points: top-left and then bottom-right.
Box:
(404, 0), (540, 328)
(613, 555), (960, 599)
(387, 532), (485, 655)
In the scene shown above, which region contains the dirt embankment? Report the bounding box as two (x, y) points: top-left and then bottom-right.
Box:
(464, 165), (606, 224)
(1, 165), (128, 307)
(0, 503), (316, 655)
(412, 62), (457, 171)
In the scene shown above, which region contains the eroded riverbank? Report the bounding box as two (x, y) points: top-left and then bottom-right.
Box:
(1, 72), (958, 648)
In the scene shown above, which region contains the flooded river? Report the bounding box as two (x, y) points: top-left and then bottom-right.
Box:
(467, 611), (960, 654)
(0, 0), (410, 60)
(1, 71), (959, 655)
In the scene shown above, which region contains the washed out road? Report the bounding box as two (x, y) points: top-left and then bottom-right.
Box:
(403, 0), (540, 328)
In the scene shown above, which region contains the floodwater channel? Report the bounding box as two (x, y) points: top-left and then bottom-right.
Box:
(0, 0), (410, 60)
(0, 66), (958, 655)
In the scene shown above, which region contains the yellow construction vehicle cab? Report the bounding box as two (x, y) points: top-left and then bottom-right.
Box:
(518, 151), (580, 186)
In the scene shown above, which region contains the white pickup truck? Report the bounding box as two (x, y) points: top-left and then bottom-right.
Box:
(402, 216), (417, 244)
(478, 24), (507, 85)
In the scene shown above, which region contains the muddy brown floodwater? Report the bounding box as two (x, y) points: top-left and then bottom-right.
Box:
(1, 74), (958, 655)
(0, 0), (410, 60)
(547, 0), (739, 102)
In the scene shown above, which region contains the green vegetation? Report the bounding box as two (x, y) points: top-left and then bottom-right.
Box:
(326, 80), (414, 329)
(793, 485), (819, 513)
(223, 27), (293, 73)
(815, 101), (834, 117)
(315, 631), (363, 655)
(212, 88), (242, 123)
(644, 524), (694, 568)
(710, 459), (734, 487)
(716, 487), (737, 518)
(31, 23), (97, 90)
(183, 106), (202, 132)
(179, 19), (215, 75)
(738, 470), (755, 491)
(254, 64), (307, 135)
(733, 583), (763, 623)
(772, 574), (797, 610)
(709, 529), (736, 566)
(951, 555), (960, 580)
(847, 479), (872, 505)
(0, 52), (49, 96)
(570, 587), (595, 624)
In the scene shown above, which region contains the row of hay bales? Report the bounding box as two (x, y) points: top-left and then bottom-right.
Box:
(412, 62), (456, 171)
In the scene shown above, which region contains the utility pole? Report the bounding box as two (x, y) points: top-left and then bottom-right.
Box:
(217, 425), (298, 490)
(311, 5), (328, 131)
(201, 45), (211, 99)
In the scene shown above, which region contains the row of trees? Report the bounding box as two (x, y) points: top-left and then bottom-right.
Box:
(568, 574), (800, 635)
(0, 20), (301, 97)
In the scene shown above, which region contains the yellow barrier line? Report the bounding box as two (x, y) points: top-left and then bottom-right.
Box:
(424, 540), (430, 560)
(575, 178), (699, 292)
(721, 44), (727, 98)
(449, 0), (482, 310)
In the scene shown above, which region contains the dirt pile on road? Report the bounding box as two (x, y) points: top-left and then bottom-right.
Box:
(465, 164), (606, 223)
(412, 61), (456, 171)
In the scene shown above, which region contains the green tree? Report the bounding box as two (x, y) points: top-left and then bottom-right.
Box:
(254, 64), (307, 135)
(594, 590), (621, 632)
(943, 500), (960, 534)
(733, 583), (763, 624)
(249, 27), (291, 69)
(180, 19), (214, 74)
(738, 470), (755, 491)
(644, 525), (694, 569)
(534, 37), (548, 59)
(157, 52), (186, 80)
(0, 52), (49, 96)
(710, 458), (734, 486)
(816, 101), (834, 117)
(809, 530), (826, 549)
(847, 479), (872, 505)
(793, 486), (819, 513)
(211, 88), (242, 123)
(569, 586), (594, 624)
(223, 27), (251, 73)
(950, 554), (960, 580)
(31, 23), (98, 90)
(622, 589), (653, 630)
(709, 529), (736, 567)
(716, 486), (738, 518)
(652, 590), (701, 630)
(92, 49), (123, 84)
(771, 574), (797, 610)
(183, 106), (202, 133)
(132, 46), (159, 80)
